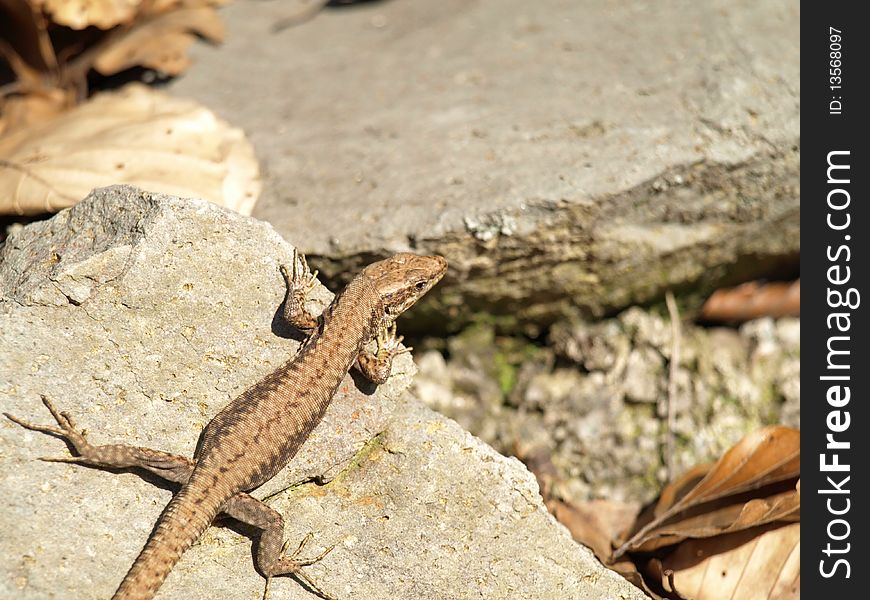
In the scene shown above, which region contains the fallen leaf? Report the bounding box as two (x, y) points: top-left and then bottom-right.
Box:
(615, 426), (799, 558)
(627, 487), (799, 555)
(1, 0), (226, 132)
(34, 0), (144, 30)
(660, 427), (799, 509)
(550, 498), (641, 563)
(700, 280), (800, 322)
(0, 83), (260, 215)
(646, 522), (800, 600)
(518, 405), (800, 599)
(93, 6), (225, 76)
(0, 87), (73, 135)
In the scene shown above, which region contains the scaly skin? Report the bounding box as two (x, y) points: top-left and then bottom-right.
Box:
(5, 251), (447, 600)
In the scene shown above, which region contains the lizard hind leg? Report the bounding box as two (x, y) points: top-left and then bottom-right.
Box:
(263, 534), (337, 600)
(4, 395), (195, 483)
(222, 493), (338, 600)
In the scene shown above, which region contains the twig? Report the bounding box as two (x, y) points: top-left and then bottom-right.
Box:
(664, 291), (681, 480)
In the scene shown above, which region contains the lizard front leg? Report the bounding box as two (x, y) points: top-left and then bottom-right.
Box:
(356, 322), (411, 384)
(280, 249), (321, 332)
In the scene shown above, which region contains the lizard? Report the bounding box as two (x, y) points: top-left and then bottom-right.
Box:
(4, 250), (447, 600)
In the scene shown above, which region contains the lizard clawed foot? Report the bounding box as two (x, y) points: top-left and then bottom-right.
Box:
(356, 322), (411, 384)
(279, 249), (322, 332)
(377, 322), (411, 358)
(3, 396), (96, 463)
(280, 249), (319, 297)
(263, 533), (337, 600)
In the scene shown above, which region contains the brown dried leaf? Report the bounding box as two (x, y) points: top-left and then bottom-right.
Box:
(659, 426), (799, 509)
(700, 280), (800, 322)
(615, 426), (799, 558)
(549, 498), (641, 563)
(629, 487), (799, 555)
(647, 522), (800, 600)
(34, 0), (144, 30)
(93, 7), (224, 76)
(0, 87), (72, 136)
(0, 83), (260, 215)
(1, 0), (226, 131)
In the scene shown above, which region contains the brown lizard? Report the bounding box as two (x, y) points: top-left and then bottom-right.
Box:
(5, 250), (447, 600)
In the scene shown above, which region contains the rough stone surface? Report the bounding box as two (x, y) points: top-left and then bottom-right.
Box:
(170, 0), (800, 331)
(0, 186), (646, 599)
(413, 311), (801, 504)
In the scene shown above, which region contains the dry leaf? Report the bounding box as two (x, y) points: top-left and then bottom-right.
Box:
(0, 87), (72, 135)
(659, 426), (799, 509)
(628, 487), (799, 555)
(615, 426), (799, 558)
(700, 280), (800, 322)
(0, 83), (260, 215)
(30, 0), (228, 30)
(550, 498), (641, 563)
(646, 522), (800, 600)
(1, 0), (226, 132)
(518, 414), (800, 599)
(34, 0), (144, 30)
(93, 7), (224, 76)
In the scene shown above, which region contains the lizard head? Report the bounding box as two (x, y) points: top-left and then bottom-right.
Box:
(362, 253), (447, 322)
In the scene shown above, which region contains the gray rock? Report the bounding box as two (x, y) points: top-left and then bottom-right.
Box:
(169, 0), (799, 331)
(415, 312), (800, 504)
(0, 186), (646, 599)
(622, 348), (664, 404)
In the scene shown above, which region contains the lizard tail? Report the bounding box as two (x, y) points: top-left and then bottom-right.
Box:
(111, 477), (227, 600)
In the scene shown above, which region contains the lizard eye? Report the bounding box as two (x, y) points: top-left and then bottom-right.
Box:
(415, 281), (426, 290)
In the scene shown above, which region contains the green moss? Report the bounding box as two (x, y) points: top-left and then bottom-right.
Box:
(642, 460), (662, 490)
(327, 430), (388, 487)
(493, 352), (517, 395)
(756, 383), (784, 424)
(720, 394), (741, 408)
(468, 312), (522, 334)
(261, 431), (388, 502)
